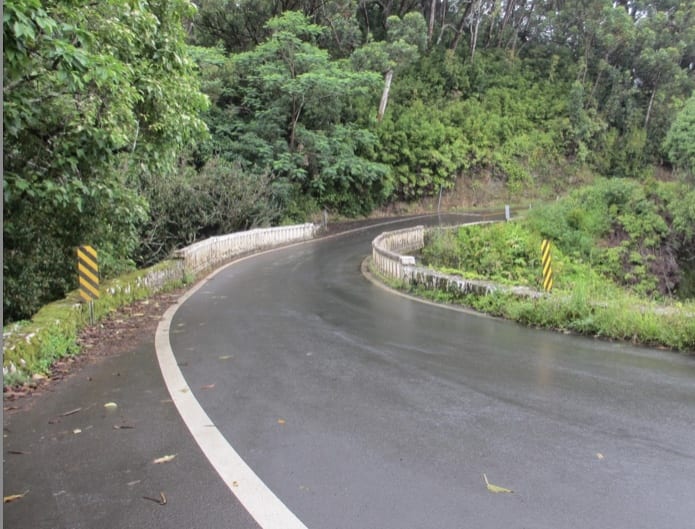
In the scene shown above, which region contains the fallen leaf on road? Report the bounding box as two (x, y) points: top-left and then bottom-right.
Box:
(153, 454), (177, 464)
(201, 384), (215, 390)
(277, 419), (286, 425)
(60, 408), (82, 417)
(4, 491), (28, 503)
(143, 492), (167, 505)
(103, 402), (118, 410)
(483, 474), (513, 494)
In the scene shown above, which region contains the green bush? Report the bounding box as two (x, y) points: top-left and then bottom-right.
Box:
(136, 158), (278, 266)
(526, 178), (693, 298)
(423, 222), (542, 287)
(415, 181), (695, 351)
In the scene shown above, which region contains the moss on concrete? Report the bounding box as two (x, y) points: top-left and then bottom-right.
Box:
(3, 259), (187, 384)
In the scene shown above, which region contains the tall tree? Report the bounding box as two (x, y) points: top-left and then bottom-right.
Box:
(351, 11), (426, 120)
(663, 93), (695, 179)
(214, 11), (388, 215)
(3, 0), (208, 322)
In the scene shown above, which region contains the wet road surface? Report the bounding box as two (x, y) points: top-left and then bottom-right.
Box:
(170, 217), (695, 529)
(5, 215), (695, 529)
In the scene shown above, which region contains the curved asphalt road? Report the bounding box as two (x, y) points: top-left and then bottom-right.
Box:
(168, 216), (695, 529)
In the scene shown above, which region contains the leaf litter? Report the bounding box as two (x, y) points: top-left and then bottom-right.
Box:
(153, 454), (177, 464)
(483, 474), (513, 494)
(4, 491), (29, 503)
(143, 492), (167, 505)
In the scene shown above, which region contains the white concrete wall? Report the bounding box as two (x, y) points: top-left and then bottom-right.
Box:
(371, 226), (424, 281)
(176, 223), (318, 274)
(371, 223), (541, 299)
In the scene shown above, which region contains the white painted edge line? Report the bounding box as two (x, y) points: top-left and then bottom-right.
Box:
(155, 245), (310, 529)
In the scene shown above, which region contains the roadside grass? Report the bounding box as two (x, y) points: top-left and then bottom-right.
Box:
(407, 279), (694, 352)
(410, 222), (695, 353)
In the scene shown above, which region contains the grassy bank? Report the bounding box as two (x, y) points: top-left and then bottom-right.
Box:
(415, 211), (695, 352)
(409, 281), (694, 353)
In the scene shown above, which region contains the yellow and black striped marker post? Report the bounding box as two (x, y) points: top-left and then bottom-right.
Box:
(77, 245), (99, 323)
(541, 239), (553, 293)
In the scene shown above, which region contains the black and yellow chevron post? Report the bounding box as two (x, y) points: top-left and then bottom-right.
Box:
(541, 239), (553, 293)
(77, 245), (99, 323)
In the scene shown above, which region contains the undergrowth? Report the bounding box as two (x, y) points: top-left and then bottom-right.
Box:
(414, 181), (695, 352)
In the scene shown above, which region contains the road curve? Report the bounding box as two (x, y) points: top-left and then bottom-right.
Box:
(166, 216), (695, 529)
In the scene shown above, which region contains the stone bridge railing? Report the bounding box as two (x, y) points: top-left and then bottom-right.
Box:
(175, 223), (318, 275)
(371, 226), (424, 281)
(371, 223), (541, 299)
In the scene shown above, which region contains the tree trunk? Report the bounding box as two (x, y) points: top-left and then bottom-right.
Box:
(378, 69), (394, 122)
(645, 85), (657, 129)
(427, 0), (437, 46)
(498, 0), (516, 47)
(471, 17), (481, 61)
(290, 96), (304, 149)
(487, 0), (498, 46)
(470, 0), (482, 61)
(360, 0), (370, 37)
(450, 2), (473, 53)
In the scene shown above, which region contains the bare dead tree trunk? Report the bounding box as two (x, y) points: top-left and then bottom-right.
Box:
(498, 0), (517, 47)
(470, 0), (482, 61)
(427, 0), (437, 46)
(645, 85), (657, 129)
(450, 2), (473, 53)
(378, 69), (394, 122)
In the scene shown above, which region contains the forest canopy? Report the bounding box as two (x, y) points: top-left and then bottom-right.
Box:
(4, 0), (694, 322)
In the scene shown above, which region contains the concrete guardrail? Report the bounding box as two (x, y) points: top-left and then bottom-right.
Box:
(175, 223), (317, 274)
(371, 223), (541, 299)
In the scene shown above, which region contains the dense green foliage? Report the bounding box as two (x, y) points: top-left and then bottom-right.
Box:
(195, 12), (390, 218)
(423, 222), (543, 285)
(526, 179), (695, 298)
(136, 158), (279, 266)
(4, 1), (694, 324)
(419, 180), (695, 350)
(424, 179), (695, 299)
(664, 93), (695, 177)
(377, 49), (570, 199)
(3, 0), (208, 321)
